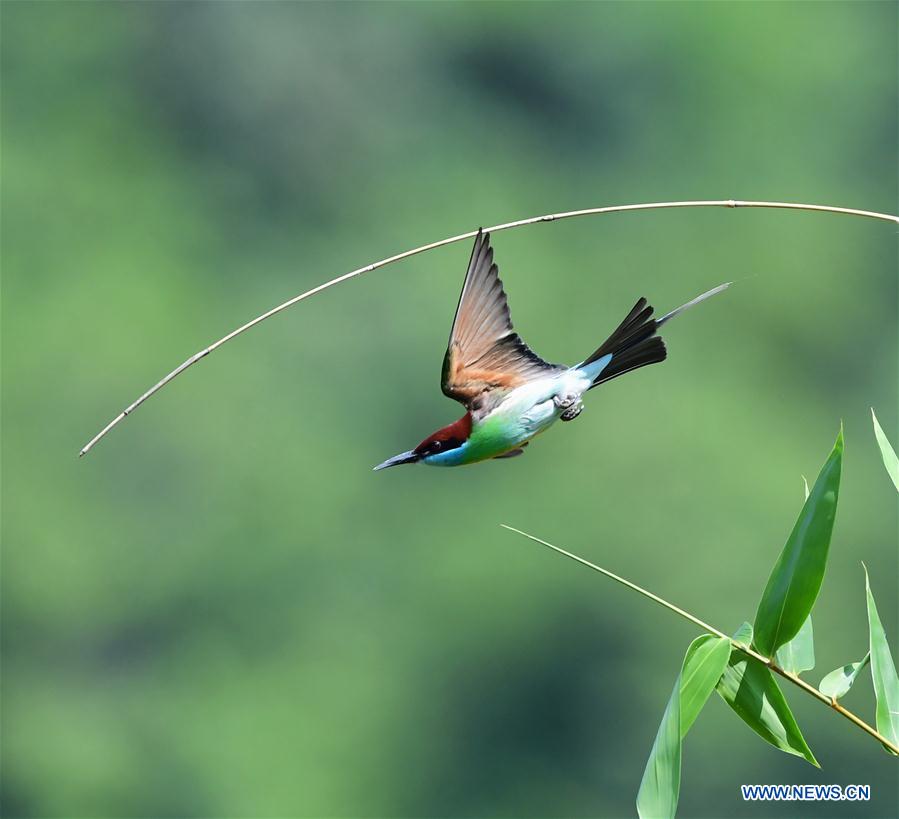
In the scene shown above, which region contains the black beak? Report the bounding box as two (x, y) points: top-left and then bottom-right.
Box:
(373, 450), (420, 471)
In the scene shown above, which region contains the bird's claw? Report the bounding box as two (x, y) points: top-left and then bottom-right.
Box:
(553, 392), (578, 410)
(554, 391), (583, 422)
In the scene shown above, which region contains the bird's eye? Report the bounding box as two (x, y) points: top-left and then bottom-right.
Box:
(431, 441), (443, 452)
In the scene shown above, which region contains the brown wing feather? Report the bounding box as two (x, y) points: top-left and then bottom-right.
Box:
(441, 231), (560, 414)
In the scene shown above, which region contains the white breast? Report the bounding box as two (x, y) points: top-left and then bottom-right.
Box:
(494, 369), (593, 434)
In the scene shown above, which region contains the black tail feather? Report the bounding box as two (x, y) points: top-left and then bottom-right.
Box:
(580, 296), (664, 388)
(582, 297), (657, 367)
(581, 283), (728, 390)
(589, 336), (667, 388)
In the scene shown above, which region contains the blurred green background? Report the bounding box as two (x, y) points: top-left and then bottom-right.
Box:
(2, 2), (897, 817)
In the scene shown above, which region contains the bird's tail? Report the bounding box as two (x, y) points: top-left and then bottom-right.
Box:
(576, 283), (730, 389)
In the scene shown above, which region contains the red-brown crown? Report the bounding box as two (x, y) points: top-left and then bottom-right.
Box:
(414, 412), (473, 456)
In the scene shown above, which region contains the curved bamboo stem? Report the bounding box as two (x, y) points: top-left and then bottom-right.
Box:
(79, 199), (899, 456)
(501, 525), (899, 756)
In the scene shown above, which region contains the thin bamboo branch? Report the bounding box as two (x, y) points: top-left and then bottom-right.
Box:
(499, 525), (732, 641)
(501, 525), (899, 756)
(79, 199), (899, 456)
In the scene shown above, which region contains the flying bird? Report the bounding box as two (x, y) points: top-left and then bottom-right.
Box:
(374, 230), (728, 470)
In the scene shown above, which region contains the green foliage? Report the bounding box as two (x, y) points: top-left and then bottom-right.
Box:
(775, 616), (815, 675)
(775, 486), (817, 675)
(871, 408), (899, 491)
(820, 654), (870, 701)
(753, 429), (843, 657)
(864, 567), (899, 754)
(715, 652), (819, 766)
(731, 621), (753, 647)
(636, 674), (681, 819)
(512, 427), (899, 818)
(636, 635), (730, 819)
(679, 636), (732, 737)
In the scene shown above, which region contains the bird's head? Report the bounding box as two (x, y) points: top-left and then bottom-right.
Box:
(373, 412), (473, 470)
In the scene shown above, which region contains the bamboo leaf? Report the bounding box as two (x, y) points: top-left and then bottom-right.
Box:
(754, 428), (842, 657)
(637, 674), (681, 819)
(871, 408), (899, 492)
(636, 635), (730, 819)
(716, 651), (819, 767)
(775, 616), (815, 675)
(680, 635), (732, 737)
(732, 621), (753, 646)
(864, 566), (899, 754)
(819, 653), (870, 701)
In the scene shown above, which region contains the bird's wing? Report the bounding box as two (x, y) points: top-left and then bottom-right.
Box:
(441, 230), (562, 415)
(493, 441), (530, 460)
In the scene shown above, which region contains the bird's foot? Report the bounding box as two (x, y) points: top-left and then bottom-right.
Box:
(554, 391), (583, 421)
(560, 401), (583, 422)
(553, 391), (579, 410)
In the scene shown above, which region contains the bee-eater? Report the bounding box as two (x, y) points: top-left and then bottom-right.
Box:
(374, 230), (728, 470)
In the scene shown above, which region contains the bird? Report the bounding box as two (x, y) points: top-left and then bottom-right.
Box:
(374, 230), (728, 470)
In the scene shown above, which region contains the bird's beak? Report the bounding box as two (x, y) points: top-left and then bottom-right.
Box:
(373, 450), (420, 471)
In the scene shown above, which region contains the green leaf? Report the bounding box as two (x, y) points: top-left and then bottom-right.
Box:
(636, 635), (730, 819)
(871, 408), (899, 492)
(754, 428), (842, 657)
(637, 674), (681, 819)
(801, 475), (810, 501)
(680, 635), (732, 737)
(716, 651), (819, 767)
(732, 621), (753, 646)
(819, 653), (869, 700)
(775, 616), (815, 675)
(864, 566), (899, 754)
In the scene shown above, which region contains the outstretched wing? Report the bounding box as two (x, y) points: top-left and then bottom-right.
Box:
(441, 230), (561, 415)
